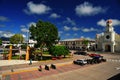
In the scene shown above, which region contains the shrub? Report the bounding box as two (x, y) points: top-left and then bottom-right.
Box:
(49, 45), (69, 57)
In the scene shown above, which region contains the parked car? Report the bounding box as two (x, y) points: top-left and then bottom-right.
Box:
(73, 59), (87, 66)
(74, 51), (87, 55)
(88, 53), (101, 58)
(86, 55), (106, 64)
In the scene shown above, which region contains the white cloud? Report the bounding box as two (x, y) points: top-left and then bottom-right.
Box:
(64, 26), (71, 31)
(24, 1), (51, 15)
(59, 31), (63, 34)
(81, 27), (98, 32)
(22, 34), (26, 38)
(97, 19), (106, 27)
(73, 33), (78, 36)
(20, 25), (26, 28)
(72, 27), (80, 31)
(86, 37), (94, 40)
(63, 17), (76, 26)
(75, 2), (106, 16)
(0, 16), (9, 22)
(80, 36), (84, 38)
(0, 31), (14, 38)
(58, 31), (63, 36)
(0, 24), (5, 27)
(97, 19), (120, 27)
(21, 28), (29, 33)
(20, 22), (36, 33)
(20, 25), (29, 33)
(27, 22), (36, 27)
(80, 36), (94, 40)
(50, 13), (61, 18)
(65, 33), (70, 36)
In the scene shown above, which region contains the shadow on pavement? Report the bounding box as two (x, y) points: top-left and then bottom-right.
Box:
(107, 73), (120, 80)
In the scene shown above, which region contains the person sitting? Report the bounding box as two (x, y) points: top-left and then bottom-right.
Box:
(45, 65), (49, 70)
(38, 65), (42, 71)
(50, 64), (56, 69)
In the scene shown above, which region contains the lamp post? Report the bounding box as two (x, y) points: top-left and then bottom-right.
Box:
(25, 26), (30, 61)
(19, 33), (22, 60)
(27, 27), (29, 46)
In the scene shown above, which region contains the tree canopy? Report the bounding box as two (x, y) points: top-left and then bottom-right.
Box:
(10, 34), (24, 44)
(0, 39), (2, 45)
(82, 39), (89, 46)
(49, 45), (69, 57)
(29, 20), (58, 49)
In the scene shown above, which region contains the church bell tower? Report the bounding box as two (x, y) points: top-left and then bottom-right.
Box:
(103, 19), (115, 52)
(104, 19), (115, 41)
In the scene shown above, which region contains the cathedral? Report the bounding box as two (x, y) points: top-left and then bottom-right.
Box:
(96, 19), (120, 53)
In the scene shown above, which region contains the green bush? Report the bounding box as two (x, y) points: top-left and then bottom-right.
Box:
(21, 44), (27, 49)
(12, 55), (19, 59)
(49, 45), (69, 57)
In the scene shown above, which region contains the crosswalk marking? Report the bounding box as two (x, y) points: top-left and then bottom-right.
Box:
(115, 67), (120, 70)
(107, 59), (120, 62)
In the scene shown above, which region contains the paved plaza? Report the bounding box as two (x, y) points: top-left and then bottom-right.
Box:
(0, 52), (120, 80)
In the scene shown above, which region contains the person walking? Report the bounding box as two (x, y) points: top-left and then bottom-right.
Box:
(29, 59), (32, 65)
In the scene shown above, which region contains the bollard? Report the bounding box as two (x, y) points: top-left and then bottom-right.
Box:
(45, 65), (49, 70)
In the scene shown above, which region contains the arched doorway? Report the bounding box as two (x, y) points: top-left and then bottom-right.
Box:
(105, 44), (111, 52)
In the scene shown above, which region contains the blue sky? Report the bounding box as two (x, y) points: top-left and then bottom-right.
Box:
(0, 0), (120, 40)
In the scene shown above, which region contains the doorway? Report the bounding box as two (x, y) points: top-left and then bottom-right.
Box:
(105, 44), (111, 52)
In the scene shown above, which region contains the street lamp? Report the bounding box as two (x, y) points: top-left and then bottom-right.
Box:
(27, 26), (29, 46)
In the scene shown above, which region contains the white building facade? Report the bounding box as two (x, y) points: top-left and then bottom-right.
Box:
(96, 19), (120, 53)
(60, 38), (95, 50)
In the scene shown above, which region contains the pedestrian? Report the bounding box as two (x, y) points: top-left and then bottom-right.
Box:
(38, 65), (42, 71)
(11, 66), (14, 72)
(29, 59), (32, 65)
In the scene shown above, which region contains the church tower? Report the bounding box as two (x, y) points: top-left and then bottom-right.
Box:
(103, 19), (115, 52)
(104, 19), (115, 42)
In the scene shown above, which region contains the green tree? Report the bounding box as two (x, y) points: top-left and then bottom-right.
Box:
(0, 38), (2, 45)
(10, 34), (24, 44)
(50, 45), (69, 57)
(21, 44), (27, 49)
(29, 20), (58, 59)
(29, 20), (58, 48)
(82, 39), (89, 50)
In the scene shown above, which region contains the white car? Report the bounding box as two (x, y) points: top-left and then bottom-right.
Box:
(73, 59), (87, 65)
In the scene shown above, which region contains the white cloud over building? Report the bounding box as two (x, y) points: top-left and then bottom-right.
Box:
(97, 19), (120, 27)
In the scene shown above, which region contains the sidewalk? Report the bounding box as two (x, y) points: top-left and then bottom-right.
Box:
(0, 55), (90, 75)
(0, 60), (38, 67)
